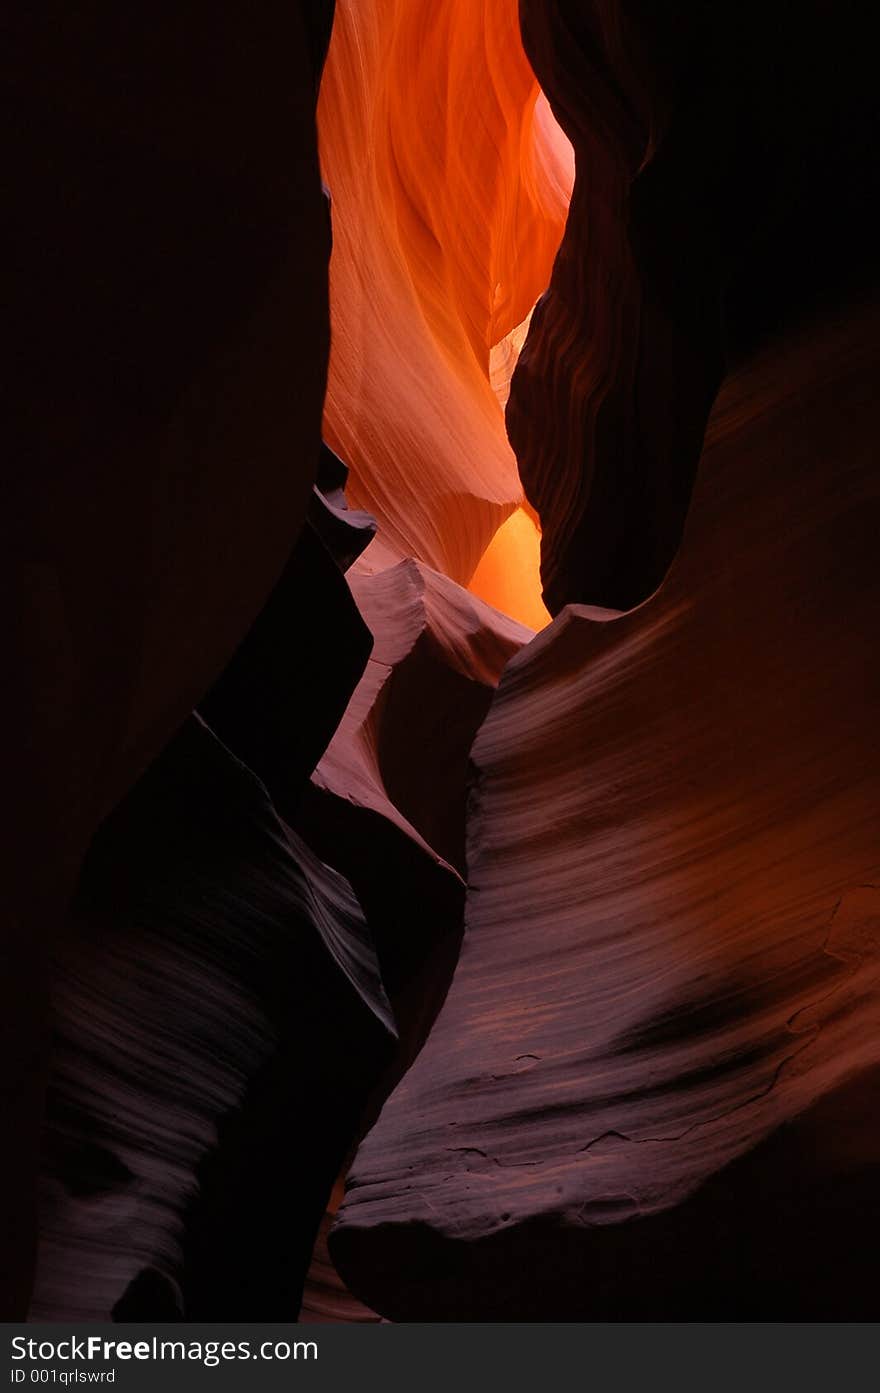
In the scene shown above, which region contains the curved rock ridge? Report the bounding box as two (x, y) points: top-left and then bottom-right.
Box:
(331, 300), (880, 1319)
(507, 0), (724, 616)
(509, 0), (880, 614)
(296, 562), (532, 1323)
(302, 560), (532, 1020)
(32, 716), (394, 1322)
(317, 0), (572, 622)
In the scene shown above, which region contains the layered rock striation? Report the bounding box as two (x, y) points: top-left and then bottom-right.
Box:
(8, 0), (879, 1327)
(317, 0), (572, 625)
(332, 300), (880, 1319)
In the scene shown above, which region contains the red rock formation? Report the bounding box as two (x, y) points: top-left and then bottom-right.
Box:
(317, 0), (572, 624)
(9, 0), (879, 1327)
(301, 560), (531, 1035)
(331, 300), (880, 1319)
(297, 562), (531, 1321)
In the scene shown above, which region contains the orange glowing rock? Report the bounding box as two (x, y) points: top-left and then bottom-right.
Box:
(468, 505), (549, 634)
(317, 0), (572, 628)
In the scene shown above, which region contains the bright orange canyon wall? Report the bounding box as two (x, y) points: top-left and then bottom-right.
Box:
(317, 0), (574, 631)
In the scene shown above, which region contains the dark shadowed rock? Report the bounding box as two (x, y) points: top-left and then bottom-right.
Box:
(509, 0), (880, 614)
(199, 523), (373, 823)
(32, 716), (393, 1320)
(3, 1), (335, 1315)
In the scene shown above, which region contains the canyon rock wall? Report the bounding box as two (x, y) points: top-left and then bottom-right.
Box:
(31, 521), (531, 1321)
(317, 0), (572, 626)
(4, 1), (335, 1317)
(510, 0), (880, 614)
(7, 0), (878, 1324)
(332, 300), (880, 1319)
(33, 715), (394, 1321)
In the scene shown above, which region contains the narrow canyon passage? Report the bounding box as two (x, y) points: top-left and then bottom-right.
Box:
(6, 0), (880, 1325)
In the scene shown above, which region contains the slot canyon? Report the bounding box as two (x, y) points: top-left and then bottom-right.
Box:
(4, 0), (879, 1322)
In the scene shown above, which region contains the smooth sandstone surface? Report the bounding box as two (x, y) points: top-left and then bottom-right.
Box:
(318, 0), (572, 624)
(332, 301), (880, 1319)
(10, 0), (879, 1326)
